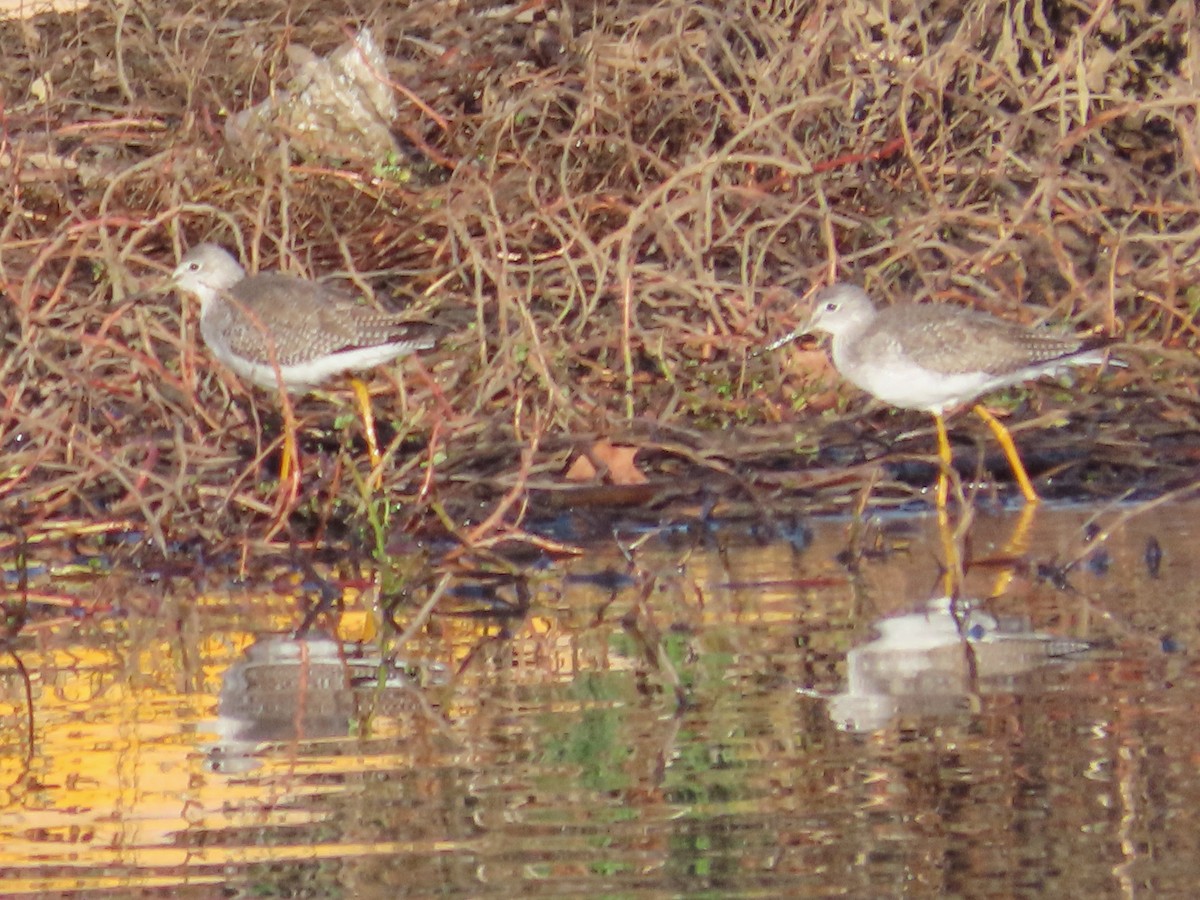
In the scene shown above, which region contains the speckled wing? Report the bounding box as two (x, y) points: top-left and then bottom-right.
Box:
(220, 274), (439, 366)
(317, 287), (441, 359)
(864, 304), (1103, 377)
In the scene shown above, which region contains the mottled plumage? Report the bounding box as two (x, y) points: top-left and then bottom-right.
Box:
(170, 243), (439, 391)
(803, 283), (1111, 414)
(769, 281), (1118, 504)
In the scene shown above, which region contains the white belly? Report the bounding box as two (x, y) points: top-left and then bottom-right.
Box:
(845, 359), (998, 414)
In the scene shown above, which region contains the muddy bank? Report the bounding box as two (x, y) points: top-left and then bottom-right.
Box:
(1, 1), (1197, 562)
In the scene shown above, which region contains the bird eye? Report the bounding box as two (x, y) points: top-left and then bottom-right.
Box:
(187, 262), (200, 272)
(824, 301), (838, 312)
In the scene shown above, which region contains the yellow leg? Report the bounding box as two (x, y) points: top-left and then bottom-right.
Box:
(268, 403), (303, 543)
(937, 501), (964, 598)
(280, 431), (298, 482)
(278, 394), (301, 484)
(984, 502), (1038, 599)
(972, 404), (1039, 504)
(933, 414), (961, 596)
(934, 413), (952, 510)
(350, 377), (383, 488)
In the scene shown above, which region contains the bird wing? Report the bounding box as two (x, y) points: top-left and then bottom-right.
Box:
(317, 287), (440, 352)
(872, 304), (1089, 376)
(223, 274), (438, 365)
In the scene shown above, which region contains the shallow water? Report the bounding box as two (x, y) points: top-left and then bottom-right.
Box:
(2, 499), (1200, 897)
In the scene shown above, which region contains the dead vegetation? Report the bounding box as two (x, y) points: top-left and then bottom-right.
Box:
(2, 0), (1200, 563)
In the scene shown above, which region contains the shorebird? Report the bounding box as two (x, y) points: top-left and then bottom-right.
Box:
(170, 242), (440, 475)
(170, 243), (438, 391)
(771, 282), (1116, 504)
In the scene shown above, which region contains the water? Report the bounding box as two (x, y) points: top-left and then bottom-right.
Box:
(2, 499), (1199, 896)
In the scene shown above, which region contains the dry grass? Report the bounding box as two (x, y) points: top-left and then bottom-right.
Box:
(2, 0), (1200, 561)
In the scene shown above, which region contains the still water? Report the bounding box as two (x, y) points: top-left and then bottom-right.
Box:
(2, 499), (1199, 897)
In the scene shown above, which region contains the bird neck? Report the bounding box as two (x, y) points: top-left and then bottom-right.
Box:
(192, 286), (225, 318)
(829, 321), (871, 366)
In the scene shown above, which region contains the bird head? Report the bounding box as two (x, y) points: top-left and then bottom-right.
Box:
(170, 243), (246, 304)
